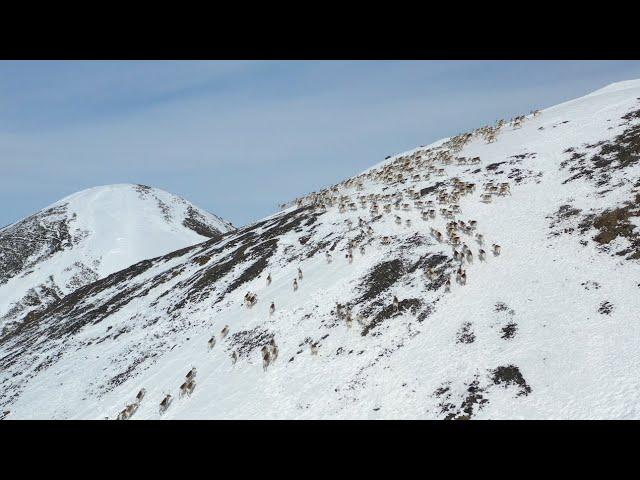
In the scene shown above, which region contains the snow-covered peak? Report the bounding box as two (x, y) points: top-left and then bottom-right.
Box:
(39, 183), (233, 275)
(0, 183), (234, 334)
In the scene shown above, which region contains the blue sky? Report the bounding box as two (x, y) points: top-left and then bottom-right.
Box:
(2, 60), (640, 228)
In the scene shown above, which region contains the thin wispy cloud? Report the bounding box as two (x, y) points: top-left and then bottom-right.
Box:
(2, 60), (640, 227)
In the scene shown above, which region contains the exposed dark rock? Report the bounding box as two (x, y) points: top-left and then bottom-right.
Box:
(456, 322), (475, 344)
(598, 301), (614, 315)
(501, 322), (517, 340)
(491, 365), (532, 397)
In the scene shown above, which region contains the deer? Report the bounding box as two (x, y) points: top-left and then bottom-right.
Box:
(266, 273), (272, 286)
(262, 346), (271, 371)
(345, 312), (353, 329)
(466, 250), (473, 264)
(179, 379), (196, 398)
(326, 251), (333, 264)
(475, 233), (484, 245)
(208, 336), (216, 350)
(492, 244), (502, 256)
(426, 267), (437, 281)
(478, 249), (486, 261)
(159, 394), (172, 415)
(445, 278), (451, 292)
(244, 292), (258, 308)
(393, 296), (400, 313)
(269, 302), (275, 315)
(185, 367), (197, 381)
(136, 388), (146, 403)
(220, 325), (229, 339)
(346, 252), (353, 264)
(293, 278), (299, 291)
(231, 351), (238, 365)
(126, 402), (139, 418)
(310, 343), (319, 356)
(117, 403), (139, 420)
(298, 267), (303, 280)
(270, 338), (279, 362)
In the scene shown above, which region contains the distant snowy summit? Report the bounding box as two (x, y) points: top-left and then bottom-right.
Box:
(0, 183), (234, 333)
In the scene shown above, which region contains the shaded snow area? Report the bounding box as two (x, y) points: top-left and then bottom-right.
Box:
(2, 81), (640, 419)
(0, 184), (234, 335)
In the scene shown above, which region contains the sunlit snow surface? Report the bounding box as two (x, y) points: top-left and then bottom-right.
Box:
(1, 81), (640, 419)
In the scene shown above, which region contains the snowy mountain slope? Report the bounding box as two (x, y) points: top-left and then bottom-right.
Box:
(0, 184), (234, 335)
(1, 81), (640, 419)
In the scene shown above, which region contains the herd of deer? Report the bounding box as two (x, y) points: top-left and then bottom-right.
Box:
(272, 105), (541, 330)
(114, 307), (284, 419)
(110, 108), (541, 420)
(114, 319), (235, 419)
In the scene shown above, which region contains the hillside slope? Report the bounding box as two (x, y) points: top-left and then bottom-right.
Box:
(1, 81), (639, 419)
(0, 184), (234, 335)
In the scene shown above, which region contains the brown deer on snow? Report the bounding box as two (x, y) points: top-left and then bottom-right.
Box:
(220, 325), (230, 339)
(117, 403), (139, 420)
(136, 388), (146, 403)
(270, 338), (279, 362)
(179, 379), (196, 398)
(244, 292), (258, 308)
(159, 394), (172, 415)
(262, 346), (271, 371)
